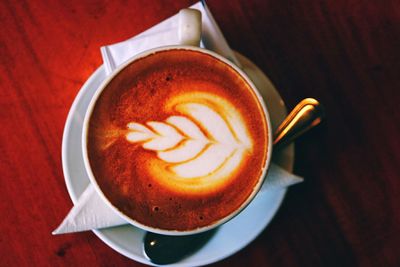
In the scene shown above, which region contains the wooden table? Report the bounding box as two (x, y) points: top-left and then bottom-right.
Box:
(1, 0), (399, 266)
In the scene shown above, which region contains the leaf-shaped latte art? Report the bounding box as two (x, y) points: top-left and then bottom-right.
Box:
(125, 93), (253, 179)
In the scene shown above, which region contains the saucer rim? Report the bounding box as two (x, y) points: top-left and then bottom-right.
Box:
(61, 51), (293, 266)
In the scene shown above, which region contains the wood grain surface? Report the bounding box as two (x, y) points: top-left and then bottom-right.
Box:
(0, 0), (399, 266)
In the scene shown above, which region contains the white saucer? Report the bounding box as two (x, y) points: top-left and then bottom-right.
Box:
(61, 52), (294, 266)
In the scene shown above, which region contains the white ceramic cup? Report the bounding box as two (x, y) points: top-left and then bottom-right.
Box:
(82, 10), (272, 235)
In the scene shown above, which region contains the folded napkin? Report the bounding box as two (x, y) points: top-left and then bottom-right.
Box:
(53, 1), (303, 235)
(101, 1), (240, 73)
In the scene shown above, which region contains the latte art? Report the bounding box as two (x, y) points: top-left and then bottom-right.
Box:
(125, 92), (253, 187)
(86, 49), (269, 231)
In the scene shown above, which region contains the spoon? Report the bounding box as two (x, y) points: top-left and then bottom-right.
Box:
(144, 229), (217, 265)
(143, 98), (324, 264)
(273, 98), (324, 149)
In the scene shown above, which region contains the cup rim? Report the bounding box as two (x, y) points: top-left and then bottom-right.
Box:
(82, 45), (273, 235)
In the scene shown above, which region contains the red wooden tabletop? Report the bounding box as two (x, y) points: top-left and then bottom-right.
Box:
(1, 0), (399, 266)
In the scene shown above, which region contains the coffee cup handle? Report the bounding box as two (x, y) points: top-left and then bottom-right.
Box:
(178, 9), (202, 47)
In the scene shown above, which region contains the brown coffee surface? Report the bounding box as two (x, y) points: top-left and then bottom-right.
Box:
(87, 49), (268, 231)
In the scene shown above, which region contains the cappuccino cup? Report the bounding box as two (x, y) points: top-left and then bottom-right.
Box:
(83, 42), (272, 235)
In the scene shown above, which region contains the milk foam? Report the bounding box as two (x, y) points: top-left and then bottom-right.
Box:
(125, 92), (253, 181)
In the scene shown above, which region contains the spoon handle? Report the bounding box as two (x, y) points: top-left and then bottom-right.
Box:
(273, 98), (324, 149)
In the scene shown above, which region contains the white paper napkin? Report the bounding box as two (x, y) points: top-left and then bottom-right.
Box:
(101, 1), (240, 74)
(53, 1), (303, 235)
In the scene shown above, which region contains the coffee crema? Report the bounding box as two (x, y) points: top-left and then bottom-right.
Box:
(87, 49), (269, 231)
